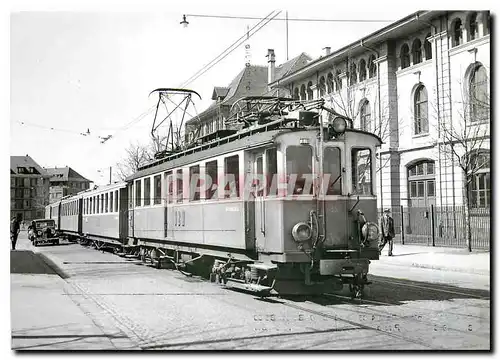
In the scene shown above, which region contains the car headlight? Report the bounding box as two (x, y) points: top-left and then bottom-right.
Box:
(291, 222), (312, 242)
(37, 231), (42, 236)
(362, 222), (379, 241)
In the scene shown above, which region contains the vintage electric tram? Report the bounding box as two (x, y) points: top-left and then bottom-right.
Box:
(46, 96), (381, 298)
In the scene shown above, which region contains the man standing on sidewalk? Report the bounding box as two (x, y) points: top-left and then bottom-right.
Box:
(10, 215), (21, 250)
(379, 208), (395, 256)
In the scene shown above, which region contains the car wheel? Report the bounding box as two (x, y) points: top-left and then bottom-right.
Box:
(33, 241), (38, 247)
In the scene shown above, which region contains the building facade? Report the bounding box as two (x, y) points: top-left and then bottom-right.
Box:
(45, 167), (92, 203)
(269, 10), (490, 212)
(10, 155), (51, 221)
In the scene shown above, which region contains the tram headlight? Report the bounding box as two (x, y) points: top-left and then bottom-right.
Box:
(362, 222), (379, 241)
(291, 222), (312, 242)
(332, 117), (347, 133)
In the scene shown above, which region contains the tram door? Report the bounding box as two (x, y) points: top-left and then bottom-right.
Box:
(254, 154), (266, 252)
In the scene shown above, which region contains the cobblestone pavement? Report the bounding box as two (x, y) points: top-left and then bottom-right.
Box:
(11, 234), (491, 350)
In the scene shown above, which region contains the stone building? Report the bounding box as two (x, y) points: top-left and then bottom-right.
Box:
(10, 155), (51, 221)
(268, 10), (490, 213)
(45, 167), (92, 203)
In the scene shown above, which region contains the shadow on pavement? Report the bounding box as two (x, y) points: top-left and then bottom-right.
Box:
(10, 251), (68, 278)
(288, 275), (491, 306)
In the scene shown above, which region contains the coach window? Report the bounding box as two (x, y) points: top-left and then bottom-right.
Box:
(324, 147), (342, 195)
(266, 148), (278, 196)
(164, 171), (173, 204)
(89, 198), (92, 214)
(144, 177), (151, 206)
(109, 192), (113, 212)
(189, 165), (201, 201)
(135, 180), (142, 207)
(176, 169), (184, 203)
(114, 190), (119, 212)
(286, 146), (313, 195)
(154, 175), (161, 205)
(96, 196), (100, 214)
(205, 160), (218, 200)
(105, 193), (109, 213)
(351, 148), (372, 195)
(94, 196), (97, 214)
(101, 194), (104, 213)
(224, 155), (240, 198)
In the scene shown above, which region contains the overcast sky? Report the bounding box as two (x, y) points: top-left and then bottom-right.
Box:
(7, 0), (496, 186)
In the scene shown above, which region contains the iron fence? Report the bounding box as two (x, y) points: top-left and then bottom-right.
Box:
(378, 205), (490, 250)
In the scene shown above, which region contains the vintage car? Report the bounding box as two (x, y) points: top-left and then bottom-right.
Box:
(27, 219), (60, 246)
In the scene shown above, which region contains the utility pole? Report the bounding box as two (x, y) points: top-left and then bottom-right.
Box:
(285, 11), (289, 61)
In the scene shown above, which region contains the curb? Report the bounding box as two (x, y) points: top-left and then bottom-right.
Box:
(36, 252), (70, 279)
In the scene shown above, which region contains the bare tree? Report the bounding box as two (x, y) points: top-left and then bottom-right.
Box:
(438, 81), (490, 252)
(115, 142), (151, 181)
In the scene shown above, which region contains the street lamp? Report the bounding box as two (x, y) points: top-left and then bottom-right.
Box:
(180, 15), (189, 28)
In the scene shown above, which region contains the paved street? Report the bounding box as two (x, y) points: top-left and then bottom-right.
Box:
(11, 233), (490, 350)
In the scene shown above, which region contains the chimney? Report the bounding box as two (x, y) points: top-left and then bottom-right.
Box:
(267, 49), (276, 85)
(323, 47), (331, 56)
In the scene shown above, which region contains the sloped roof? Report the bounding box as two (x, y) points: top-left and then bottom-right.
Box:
(45, 167), (91, 182)
(211, 87), (230, 100)
(10, 155), (47, 176)
(275, 52), (312, 79)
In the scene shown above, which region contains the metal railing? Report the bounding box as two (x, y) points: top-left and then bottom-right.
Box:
(378, 205), (490, 250)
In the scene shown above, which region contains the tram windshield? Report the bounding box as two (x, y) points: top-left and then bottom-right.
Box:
(286, 146), (313, 195)
(351, 148), (373, 195)
(323, 147), (342, 195)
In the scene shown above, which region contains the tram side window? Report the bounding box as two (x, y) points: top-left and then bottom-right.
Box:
(189, 165), (200, 201)
(144, 178), (151, 206)
(96, 196), (100, 214)
(176, 169), (183, 203)
(135, 180), (142, 207)
(154, 175), (161, 205)
(105, 193), (109, 213)
(266, 148), (278, 196)
(110, 192), (114, 212)
(164, 171), (173, 204)
(205, 160), (218, 200)
(224, 155), (240, 199)
(286, 146), (313, 195)
(90, 197), (93, 214)
(351, 148), (372, 195)
(114, 190), (119, 212)
(324, 147), (342, 195)
(101, 194), (104, 213)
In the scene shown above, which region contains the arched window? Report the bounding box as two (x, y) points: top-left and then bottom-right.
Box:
(414, 85), (428, 134)
(466, 150), (490, 208)
(293, 87), (300, 100)
(334, 70), (342, 91)
(319, 76), (326, 97)
(400, 44), (410, 69)
(326, 72), (334, 93)
(412, 39), (422, 65)
(349, 63), (357, 85)
(359, 59), (367, 82)
(452, 18), (463, 47)
(360, 100), (371, 132)
(368, 55), (376, 78)
(408, 160), (435, 206)
(469, 12), (478, 41)
(307, 81), (314, 100)
(469, 65), (489, 122)
(300, 84), (306, 100)
(424, 34), (432, 60)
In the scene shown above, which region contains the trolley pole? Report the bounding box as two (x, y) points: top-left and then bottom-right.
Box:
(109, 166), (112, 185)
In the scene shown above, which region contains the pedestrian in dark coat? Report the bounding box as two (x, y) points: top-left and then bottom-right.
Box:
(379, 208), (395, 256)
(10, 216), (21, 250)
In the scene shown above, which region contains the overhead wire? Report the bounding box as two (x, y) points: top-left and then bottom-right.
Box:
(179, 10), (281, 88)
(183, 14), (395, 23)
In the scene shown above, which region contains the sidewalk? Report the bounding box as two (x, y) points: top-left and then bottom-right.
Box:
(10, 236), (139, 350)
(375, 244), (490, 276)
